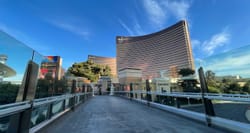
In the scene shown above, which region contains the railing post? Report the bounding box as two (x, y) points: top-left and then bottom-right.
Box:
(62, 98), (66, 110)
(130, 83), (133, 100)
(85, 84), (87, 100)
(70, 80), (76, 111)
(175, 97), (180, 108)
(198, 67), (216, 126)
(146, 79), (151, 106)
(82, 84), (85, 102)
(47, 103), (53, 119)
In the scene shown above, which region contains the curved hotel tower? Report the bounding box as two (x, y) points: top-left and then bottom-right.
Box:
(116, 20), (194, 80)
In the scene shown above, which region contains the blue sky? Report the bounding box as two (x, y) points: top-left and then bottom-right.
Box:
(1, 0), (250, 71)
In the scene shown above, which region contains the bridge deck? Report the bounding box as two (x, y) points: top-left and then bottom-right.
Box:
(39, 96), (225, 133)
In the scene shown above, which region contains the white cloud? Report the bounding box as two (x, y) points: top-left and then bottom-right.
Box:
(118, 18), (145, 36)
(163, 0), (191, 20)
(191, 39), (201, 49)
(48, 20), (89, 39)
(142, 0), (166, 27)
(202, 50), (250, 77)
(120, 0), (191, 35)
(133, 18), (144, 35)
(118, 19), (134, 35)
(194, 58), (204, 67)
(142, 0), (191, 27)
(192, 28), (230, 56)
(203, 29), (230, 55)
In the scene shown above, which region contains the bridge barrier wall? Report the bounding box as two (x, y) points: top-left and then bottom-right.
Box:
(29, 92), (93, 133)
(114, 91), (250, 133)
(0, 92), (92, 133)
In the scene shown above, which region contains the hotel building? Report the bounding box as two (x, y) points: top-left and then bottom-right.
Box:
(116, 20), (195, 81)
(39, 56), (63, 80)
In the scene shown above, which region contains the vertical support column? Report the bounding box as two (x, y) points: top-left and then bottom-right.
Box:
(146, 79), (151, 106)
(175, 97), (180, 108)
(62, 98), (66, 111)
(47, 103), (53, 119)
(110, 84), (114, 95)
(8, 60), (39, 133)
(82, 84), (86, 102)
(130, 83), (133, 100)
(198, 67), (216, 126)
(85, 84), (88, 100)
(92, 84), (95, 96)
(70, 79), (76, 111)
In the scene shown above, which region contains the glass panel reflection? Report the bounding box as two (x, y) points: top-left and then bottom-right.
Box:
(0, 31), (34, 105)
(211, 100), (250, 124)
(52, 101), (63, 116)
(0, 116), (9, 133)
(31, 105), (48, 127)
(201, 45), (250, 123)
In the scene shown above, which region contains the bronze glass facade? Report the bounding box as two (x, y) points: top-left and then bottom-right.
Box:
(116, 20), (195, 80)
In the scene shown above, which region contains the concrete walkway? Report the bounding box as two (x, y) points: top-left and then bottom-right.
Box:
(39, 96), (226, 133)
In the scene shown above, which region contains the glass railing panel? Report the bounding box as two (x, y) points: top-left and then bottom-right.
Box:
(0, 116), (10, 133)
(0, 84), (19, 105)
(35, 55), (69, 99)
(30, 105), (49, 127)
(153, 94), (176, 107)
(76, 96), (80, 104)
(211, 99), (250, 124)
(65, 98), (69, 109)
(201, 45), (250, 123)
(32, 51), (44, 66)
(0, 31), (35, 105)
(201, 45), (250, 94)
(52, 101), (64, 116)
(178, 97), (205, 114)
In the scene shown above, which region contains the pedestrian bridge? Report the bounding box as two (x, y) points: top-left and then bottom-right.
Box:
(1, 91), (250, 133)
(37, 96), (223, 133)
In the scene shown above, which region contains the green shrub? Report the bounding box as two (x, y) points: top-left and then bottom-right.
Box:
(208, 86), (221, 93)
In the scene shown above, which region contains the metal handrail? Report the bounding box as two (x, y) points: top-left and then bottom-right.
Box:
(0, 101), (30, 109)
(0, 103), (31, 118)
(114, 91), (250, 102)
(0, 92), (91, 118)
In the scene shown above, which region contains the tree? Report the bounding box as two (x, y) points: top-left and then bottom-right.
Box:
(205, 70), (215, 80)
(54, 78), (68, 94)
(205, 70), (217, 87)
(35, 74), (52, 98)
(68, 60), (112, 82)
(101, 65), (111, 76)
(0, 83), (19, 105)
(35, 73), (68, 98)
(178, 68), (195, 77)
(178, 68), (199, 92)
(208, 86), (221, 93)
(225, 82), (241, 93)
(242, 82), (250, 93)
